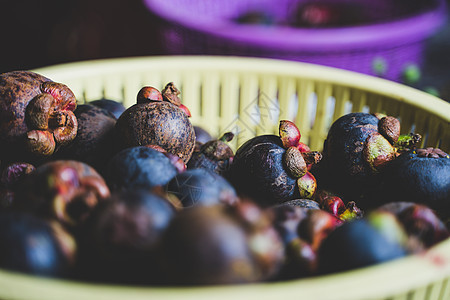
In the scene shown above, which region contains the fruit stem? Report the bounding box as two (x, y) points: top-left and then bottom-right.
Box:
(219, 132), (234, 143)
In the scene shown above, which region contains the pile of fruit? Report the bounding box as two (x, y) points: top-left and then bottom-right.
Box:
(0, 70), (449, 286)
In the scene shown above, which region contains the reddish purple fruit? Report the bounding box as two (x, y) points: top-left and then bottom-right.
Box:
(13, 160), (110, 228)
(0, 71), (78, 162)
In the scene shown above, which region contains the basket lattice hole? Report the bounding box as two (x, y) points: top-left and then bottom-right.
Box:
(288, 93), (299, 122)
(345, 101), (353, 115)
(308, 92), (318, 129)
(324, 96), (336, 131)
(362, 105), (370, 113)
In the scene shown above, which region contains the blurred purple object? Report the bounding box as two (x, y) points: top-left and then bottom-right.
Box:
(143, 0), (447, 81)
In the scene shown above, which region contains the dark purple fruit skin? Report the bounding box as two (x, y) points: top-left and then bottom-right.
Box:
(55, 104), (116, 172)
(158, 204), (283, 285)
(89, 99), (126, 120)
(317, 218), (406, 274)
(0, 211), (74, 278)
(114, 102), (195, 164)
(224, 135), (299, 206)
(317, 112), (380, 202)
(194, 126), (213, 145)
(104, 146), (177, 192)
(376, 150), (450, 218)
(77, 189), (176, 284)
(166, 168), (238, 208)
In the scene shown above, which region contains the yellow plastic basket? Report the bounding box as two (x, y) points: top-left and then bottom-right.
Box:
(2, 55), (445, 300)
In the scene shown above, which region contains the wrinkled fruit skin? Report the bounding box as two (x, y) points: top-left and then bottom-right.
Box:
(0, 211), (76, 278)
(224, 135), (299, 206)
(12, 160), (110, 228)
(0, 71), (77, 163)
(376, 149), (450, 218)
(78, 189), (176, 284)
(56, 104), (117, 172)
(104, 146), (178, 192)
(114, 101), (195, 164)
(166, 168), (238, 208)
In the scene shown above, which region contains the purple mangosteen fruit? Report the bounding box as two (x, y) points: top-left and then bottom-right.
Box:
(187, 132), (234, 175)
(0, 71), (78, 163)
(104, 146), (178, 192)
(193, 125), (214, 146)
(317, 215), (407, 274)
(375, 148), (450, 218)
(114, 83), (195, 164)
(166, 168), (238, 208)
(0, 162), (35, 209)
(0, 211), (76, 278)
(316, 112), (421, 206)
(77, 188), (176, 284)
(376, 202), (450, 250)
(55, 104), (117, 172)
(158, 200), (284, 285)
(224, 120), (321, 206)
(89, 98), (126, 120)
(12, 160), (110, 228)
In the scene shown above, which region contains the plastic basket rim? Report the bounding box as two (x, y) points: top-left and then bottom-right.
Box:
(143, 0), (447, 51)
(33, 55), (450, 125)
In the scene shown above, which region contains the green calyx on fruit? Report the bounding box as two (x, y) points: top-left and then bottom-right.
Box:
(395, 133), (422, 151)
(363, 132), (396, 172)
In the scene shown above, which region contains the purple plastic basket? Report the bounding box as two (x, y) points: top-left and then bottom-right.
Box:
(143, 0), (447, 82)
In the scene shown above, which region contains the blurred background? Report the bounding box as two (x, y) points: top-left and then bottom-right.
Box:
(1, 0), (450, 101)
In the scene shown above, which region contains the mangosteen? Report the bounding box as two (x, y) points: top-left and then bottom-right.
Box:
(224, 120), (321, 206)
(0, 71), (78, 163)
(194, 125), (214, 146)
(55, 104), (117, 172)
(0, 162), (35, 209)
(187, 132), (234, 174)
(77, 188), (176, 284)
(158, 201), (284, 285)
(12, 160), (110, 228)
(114, 83), (195, 164)
(104, 146), (178, 192)
(317, 217), (407, 274)
(316, 112), (421, 206)
(0, 211), (76, 278)
(166, 168), (238, 208)
(375, 148), (450, 218)
(89, 98), (126, 119)
(376, 202), (449, 249)
(270, 207), (341, 280)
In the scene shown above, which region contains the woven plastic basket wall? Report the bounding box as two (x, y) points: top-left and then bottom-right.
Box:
(0, 56), (445, 300)
(143, 0), (447, 82)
